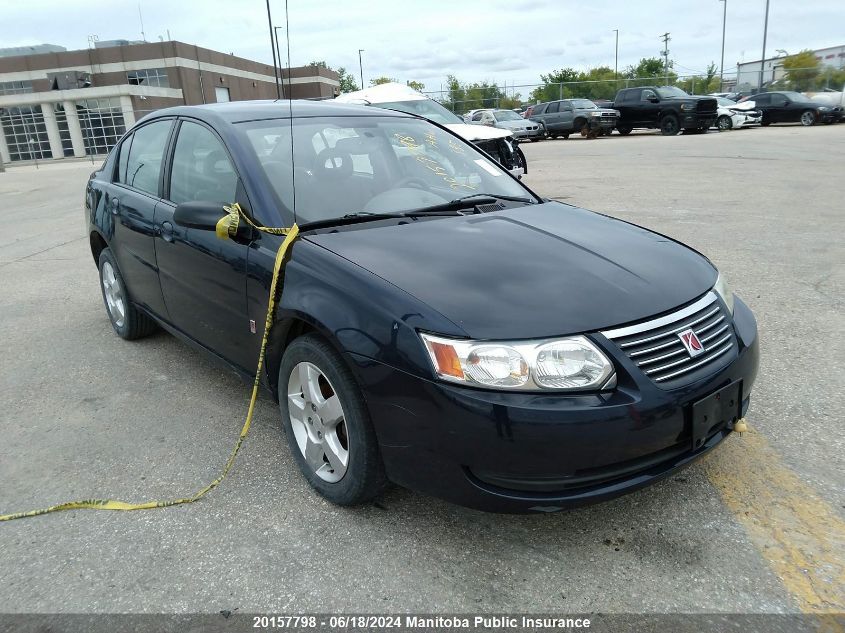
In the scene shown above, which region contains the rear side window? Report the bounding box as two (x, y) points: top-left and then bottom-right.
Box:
(771, 94), (788, 106)
(123, 120), (172, 195)
(546, 101), (559, 113)
(754, 93), (770, 105)
(532, 103), (547, 115)
(169, 121), (238, 206)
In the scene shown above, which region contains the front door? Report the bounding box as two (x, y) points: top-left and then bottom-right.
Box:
(153, 119), (256, 371)
(558, 101), (575, 131)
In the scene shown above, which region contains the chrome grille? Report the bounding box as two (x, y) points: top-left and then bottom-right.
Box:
(601, 292), (736, 386)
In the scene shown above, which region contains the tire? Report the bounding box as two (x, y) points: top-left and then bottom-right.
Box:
(561, 132), (570, 140)
(800, 110), (816, 126)
(761, 121), (771, 126)
(717, 115), (733, 131)
(278, 334), (386, 506)
(538, 123), (548, 140)
(617, 126), (632, 136)
(98, 247), (157, 340)
(660, 114), (680, 136)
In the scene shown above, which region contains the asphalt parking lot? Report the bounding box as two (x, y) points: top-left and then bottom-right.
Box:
(0, 125), (843, 616)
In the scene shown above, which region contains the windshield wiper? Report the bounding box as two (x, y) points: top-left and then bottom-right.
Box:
(402, 192), (537, 215)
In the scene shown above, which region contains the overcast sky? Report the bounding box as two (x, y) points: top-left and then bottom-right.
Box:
(3, 0), (843, 95)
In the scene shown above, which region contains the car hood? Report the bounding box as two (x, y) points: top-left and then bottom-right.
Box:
(445, 123), (511, 141)
(305, 202), (717, 340)
(728, 100), (757, 111)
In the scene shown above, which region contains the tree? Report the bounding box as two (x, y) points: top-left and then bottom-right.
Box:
(307, 61), (328, 69)
(406, 80), (425, 92)
(624, 57), (666, 78)
(440, 75), (518, 113)
(782, 50), (821, 91)
(529, 66), (618, 103)
(529, 68), (580, 102)
(335, 67), (358, 93)
(369, 76), (397, 86)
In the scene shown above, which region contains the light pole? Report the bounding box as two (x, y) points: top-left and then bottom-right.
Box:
(758, 0), (770, 91)
(719, 0), (727, 91)
(274, 26), (284, 98)
(613, 29), (619, 84)
(265, 0), (281, 99)
(358, 49), (365, 89)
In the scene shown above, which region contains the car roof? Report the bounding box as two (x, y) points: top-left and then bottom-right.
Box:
(137, 99), (410, 126)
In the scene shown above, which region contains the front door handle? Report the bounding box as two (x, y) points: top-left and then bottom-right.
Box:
(160, 221), (174, 243)
(110, 197), (120, 215)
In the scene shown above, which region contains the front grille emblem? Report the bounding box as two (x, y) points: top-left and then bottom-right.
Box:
(678, 329), (705, 357)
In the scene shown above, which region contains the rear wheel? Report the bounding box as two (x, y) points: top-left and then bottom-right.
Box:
(617, 125), (633, 136)
(560, 132), (570, 140)
(98, 248), (157, 340)
(717, 115), (733, 131)
(800, 110), (817, 126)
(660, 114), (680, 136)
(278, 334), (386, 505)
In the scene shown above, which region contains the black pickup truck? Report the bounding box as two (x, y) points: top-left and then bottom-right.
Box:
(610, 86), (718, 136)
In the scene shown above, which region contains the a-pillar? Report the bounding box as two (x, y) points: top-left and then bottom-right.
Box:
(63, 100), (86, 158)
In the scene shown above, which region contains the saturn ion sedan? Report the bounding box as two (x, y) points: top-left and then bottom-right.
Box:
(84, 100), (759, 512)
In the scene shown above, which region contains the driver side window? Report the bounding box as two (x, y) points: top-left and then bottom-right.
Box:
(472, 112), (483, 121)
(169, 121), (238, 205)
(641, 89), (657, 101)
(771, 95), (788, 107)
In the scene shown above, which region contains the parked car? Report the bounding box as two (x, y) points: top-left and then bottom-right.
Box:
(527, 99), (619, 139)
(714, 97), (762, 130)
(807, 91), (844, 123)
(742, 91), (839, 126)
(336, 82), (526, 176)
(85, 100), (758, 513)
(464, 108), (543, 141)
(610, 86), (718, 135)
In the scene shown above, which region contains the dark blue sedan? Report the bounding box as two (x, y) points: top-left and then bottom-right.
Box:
(84, 100), (759, 512)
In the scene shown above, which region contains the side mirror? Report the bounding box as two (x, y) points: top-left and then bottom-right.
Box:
(648, 96), (660, 103)
(173, 200), (226, 230)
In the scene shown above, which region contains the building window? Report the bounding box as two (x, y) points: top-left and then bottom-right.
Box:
(0, 105), (52, 161)
(127, 68), (170, 88)
(76, 98), (126, 156)
(53, 104), (76, 157)
(0, 81), (33, 95)
(214, 86), (230, 102)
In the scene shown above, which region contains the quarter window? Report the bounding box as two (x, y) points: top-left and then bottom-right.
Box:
(122, 120), (172, 195)
(169, 121), (238, 205)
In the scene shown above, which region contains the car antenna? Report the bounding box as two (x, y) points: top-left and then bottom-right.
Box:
(284, 0), (296, 221)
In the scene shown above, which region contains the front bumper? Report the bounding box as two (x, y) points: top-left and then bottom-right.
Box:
(733, 112), (762, 127)
(681, 112), (717, 129)
(511, 126), (543, 140)
(349, 297), (759, 513)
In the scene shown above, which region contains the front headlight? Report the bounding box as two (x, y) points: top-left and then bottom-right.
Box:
(591, 111), (602, 117)
(680, 102), (693, 111)
(713, 272), (735, 314)
(419, 333), (614, 391)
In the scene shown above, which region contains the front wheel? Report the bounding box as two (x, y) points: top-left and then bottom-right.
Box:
(278, 334), (386, 505)
(800, 110), (817, 126)
(617, 126), (633, 136)
(717, 115), (733, 131)
(660, 114), (680, 136)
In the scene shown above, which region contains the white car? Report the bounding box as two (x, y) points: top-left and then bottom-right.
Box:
(714, 97), (762, 130)
(335, 83), (525, 177)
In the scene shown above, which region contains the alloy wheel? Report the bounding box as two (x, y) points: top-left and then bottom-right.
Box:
(287, 361), (349, 483)
(800, 111), (816, 126)
(101, 261), (126, 328)
(717, 115), (732, 131)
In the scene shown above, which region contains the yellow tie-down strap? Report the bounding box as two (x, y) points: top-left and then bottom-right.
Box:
(0, 203), (299, 522)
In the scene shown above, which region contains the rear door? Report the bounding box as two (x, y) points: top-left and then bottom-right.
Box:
(108, 118), (174, 318)
(153, 118), (257, 371)
(544, 101), (561, 131)
(769, 93), (790, 122)
(753, 93), (772, 122)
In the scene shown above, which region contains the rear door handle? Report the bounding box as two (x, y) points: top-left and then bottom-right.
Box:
(110, 197), (120, 215)
(160, 221), (174, 243)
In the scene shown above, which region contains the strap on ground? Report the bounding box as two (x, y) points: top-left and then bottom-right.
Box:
(0, 204), (298, 522)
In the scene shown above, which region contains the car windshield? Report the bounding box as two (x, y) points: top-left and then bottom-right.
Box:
(780, 91), (812, 103)
(655, 86), (690, 98)
(494, 110), (523, 121)
(369, 99), (463, 125)
(240, 115), (532, 225)
(570, 99), (597, 109)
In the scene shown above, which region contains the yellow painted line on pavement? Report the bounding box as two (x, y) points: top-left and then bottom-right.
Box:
(703, 426), (845, 617)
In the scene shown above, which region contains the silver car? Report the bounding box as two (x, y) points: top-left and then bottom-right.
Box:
(465, 109), (544, 140)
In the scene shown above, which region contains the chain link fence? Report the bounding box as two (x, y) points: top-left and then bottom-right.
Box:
(422, 68), (845, 114)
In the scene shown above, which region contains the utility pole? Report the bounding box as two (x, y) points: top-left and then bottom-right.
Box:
(265, 0), (281, 99)
(719, 0), (727, 91)
(358, 49), (365, 89)
(613, 29), (619, 85)
(660, 32), (671, 84)
(759, 0), (770, 91)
